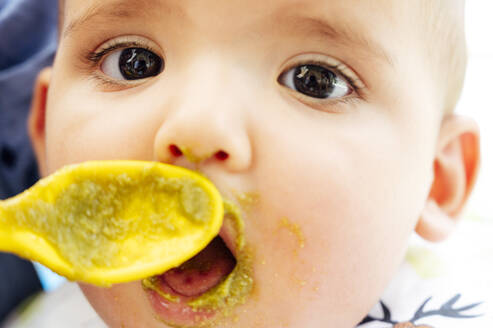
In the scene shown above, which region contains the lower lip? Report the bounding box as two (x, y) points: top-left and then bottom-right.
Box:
(144, 277), (217, 326)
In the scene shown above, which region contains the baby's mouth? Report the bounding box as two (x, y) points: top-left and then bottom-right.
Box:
(158, 236), (236, 297)
(143, 203), (253, 327)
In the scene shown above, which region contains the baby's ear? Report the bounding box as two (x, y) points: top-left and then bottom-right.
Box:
(28, 67), (52, 177)
(415, 115), (480, 242)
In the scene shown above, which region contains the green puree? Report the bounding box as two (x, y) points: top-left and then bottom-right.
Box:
(5, 172), (212, 271)
(143, 201), (254, 318)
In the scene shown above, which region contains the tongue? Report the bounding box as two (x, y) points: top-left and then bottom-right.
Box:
(162, 237), (236, 297)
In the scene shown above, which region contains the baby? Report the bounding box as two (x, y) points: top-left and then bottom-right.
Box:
(26, 0), (480, 327)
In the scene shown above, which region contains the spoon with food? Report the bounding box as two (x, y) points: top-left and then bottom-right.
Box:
(0, 160), (223, 287)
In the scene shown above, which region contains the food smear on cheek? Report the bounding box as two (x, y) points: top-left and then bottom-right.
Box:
(4, 172), (212, 272)
(278, 217), (305, 254)
(232, 190), (260, 214)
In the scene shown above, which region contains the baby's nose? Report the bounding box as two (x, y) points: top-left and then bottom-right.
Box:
(153, 100), (252, 172)
(153, 53), (253, 171)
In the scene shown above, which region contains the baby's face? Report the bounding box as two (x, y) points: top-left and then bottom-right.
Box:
(42, 0), (444, 326)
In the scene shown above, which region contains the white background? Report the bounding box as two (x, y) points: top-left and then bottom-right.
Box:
(458, 1), (492, 220)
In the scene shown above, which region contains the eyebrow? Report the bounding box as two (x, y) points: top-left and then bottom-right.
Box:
(62, 0), (177, 39)
(284, 16), (395, 67)
(63, 0), (394, 68)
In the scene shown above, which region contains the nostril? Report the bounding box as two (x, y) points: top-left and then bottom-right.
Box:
(215, 150), (229, 161)
(169, 144), (183, 157)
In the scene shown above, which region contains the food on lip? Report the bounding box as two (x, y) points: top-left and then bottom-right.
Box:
(0, 160), (223, 286)
(143, 201), (254, 326)
(187, 202), (253, 312)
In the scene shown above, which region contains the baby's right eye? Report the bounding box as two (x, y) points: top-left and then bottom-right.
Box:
(101, 48), (164, 81)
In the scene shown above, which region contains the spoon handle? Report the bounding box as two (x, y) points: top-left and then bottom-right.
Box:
(0, 198), (72, 278)
(0, 196), (29, 253)
(0, 198), (26, 256)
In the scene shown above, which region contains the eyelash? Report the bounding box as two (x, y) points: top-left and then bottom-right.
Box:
(284, 60), (364, 96)
(84, 41), (154, 66)
(81, 39), (160, 88)
(330, 63), (361, 94)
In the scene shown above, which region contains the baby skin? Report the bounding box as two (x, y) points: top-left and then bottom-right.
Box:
(28, 0), (480, 327)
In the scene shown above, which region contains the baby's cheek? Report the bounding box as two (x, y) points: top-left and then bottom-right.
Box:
(79, 282), (158, 328)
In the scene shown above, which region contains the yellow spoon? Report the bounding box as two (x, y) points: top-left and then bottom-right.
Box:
(0, 160), (223, 287)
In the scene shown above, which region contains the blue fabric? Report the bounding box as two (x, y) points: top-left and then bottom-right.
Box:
(0, 0), (58, 199)
(0, 253), (42, 321)
(0, 0), (59, 321)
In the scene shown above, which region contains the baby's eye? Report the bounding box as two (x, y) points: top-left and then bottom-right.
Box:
(101, 48), (163, 81)
(278, 64), (353, 99)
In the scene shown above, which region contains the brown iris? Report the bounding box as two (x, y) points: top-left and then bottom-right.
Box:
(293, 64), (336, 99)
(119, 48), (163, 80)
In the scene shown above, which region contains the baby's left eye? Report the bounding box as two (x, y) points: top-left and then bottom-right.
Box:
(278, 64), (353, 99)
(101, 48), (164, 81)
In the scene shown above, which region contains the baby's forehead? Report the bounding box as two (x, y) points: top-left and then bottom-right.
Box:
(62, 0), (416, 31)
(62, 0), (409, 64)
(61, 0), (453, 39)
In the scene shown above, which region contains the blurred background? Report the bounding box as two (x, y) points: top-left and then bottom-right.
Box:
(459, 1), (493, 220)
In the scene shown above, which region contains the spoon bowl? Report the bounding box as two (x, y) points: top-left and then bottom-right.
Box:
(0, 161), (223, 286)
